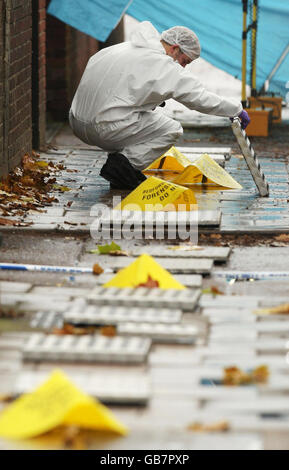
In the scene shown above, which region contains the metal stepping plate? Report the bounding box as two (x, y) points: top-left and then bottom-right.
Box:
(89, 287), (201, 311)
(22, 333), (151, 364)
(15, 371), (151, 405)
(108, 257), (213, 274)
(131, 246), (231, 262)
(30, 311), (63, 330)
(64, 303), (182, 325)
(118, 322), (198, 344)
(231, 118), (269, 196)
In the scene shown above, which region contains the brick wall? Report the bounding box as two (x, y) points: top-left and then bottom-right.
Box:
(7, 0), (32, 172)
(0, 0), (33, 177)
(46, 12), (100, 121)
(46, 14), (124, 121)
(32, 0), (46, 149)
(0, 2), (4, 176)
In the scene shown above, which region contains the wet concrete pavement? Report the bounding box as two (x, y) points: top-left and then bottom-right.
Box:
(0, 123), (289, 449)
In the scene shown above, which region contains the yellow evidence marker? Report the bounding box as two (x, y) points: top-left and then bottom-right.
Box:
(103, 254), (185, 290)
(144, 147), (242, 189)
(113, 176), (197, 211)
(0, 370), (127, 440)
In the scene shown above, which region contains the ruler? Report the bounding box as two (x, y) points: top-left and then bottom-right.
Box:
(231, 117), (269, 196)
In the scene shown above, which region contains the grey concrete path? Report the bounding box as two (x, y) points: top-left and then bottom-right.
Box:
(0, 124), (289, 450)
(1, 123), (288, 235)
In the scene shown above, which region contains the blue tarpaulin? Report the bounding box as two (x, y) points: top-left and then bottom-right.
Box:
(47, 0), (132, 42)
(128, 0), (289, 97)
(47, 0), (289, 97)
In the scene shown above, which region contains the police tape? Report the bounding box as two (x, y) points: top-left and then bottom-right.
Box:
(213, 271), (289, 280)
(0, 263), (112, 274)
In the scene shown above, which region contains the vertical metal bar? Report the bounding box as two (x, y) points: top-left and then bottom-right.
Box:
(242, 0), (248, 106)
(251, 0), (257, 96)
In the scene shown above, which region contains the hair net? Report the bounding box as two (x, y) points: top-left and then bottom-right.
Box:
(160, 26), (201, 61)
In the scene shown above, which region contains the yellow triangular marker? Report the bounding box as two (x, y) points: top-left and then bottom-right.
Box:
(0, 370), (127, 440)
(144, 146), (191, 173)
(104, 254), (185, 290)
(184, 153), (242, 189)
(144, 147), (242, 189)
(114, 176), (197, 211)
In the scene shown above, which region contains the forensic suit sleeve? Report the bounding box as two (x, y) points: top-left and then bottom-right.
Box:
(151, 60), (243, 117)
(171, 67), (242, 117)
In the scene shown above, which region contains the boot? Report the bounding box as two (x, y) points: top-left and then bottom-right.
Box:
(100, 153), (146, 190)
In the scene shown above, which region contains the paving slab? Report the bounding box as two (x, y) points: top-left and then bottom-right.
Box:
(63, 302), (183, 326)
(89, 287), (201, 311)
(96, 256), (213, 274)
(22, 333), (152, 364)
(127, 245), (231, 261)
(93, 272), (203, 288)
(15, 370), (151, 405)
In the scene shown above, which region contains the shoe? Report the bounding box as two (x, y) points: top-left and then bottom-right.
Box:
(100, 153), (146, 190)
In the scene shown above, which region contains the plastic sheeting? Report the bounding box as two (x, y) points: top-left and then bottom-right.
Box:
(127, 0), (289, 97)
(47, 0), (132, 42)
(47, 0), (289, 97)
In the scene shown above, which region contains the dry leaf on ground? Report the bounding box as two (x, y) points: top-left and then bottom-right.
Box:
(100, 326), (117, 337)
(52, 324), (96, 336)
(187, 420), (230, 432)
(274, 234), (289, 243)
(92, 263), (104, 275)
(223, 365), (269, 386)
(136, 275), (159, 288)
(254, 303), (289, 315)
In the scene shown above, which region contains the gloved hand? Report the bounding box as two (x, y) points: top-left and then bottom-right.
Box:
(238, 110), (250, 129)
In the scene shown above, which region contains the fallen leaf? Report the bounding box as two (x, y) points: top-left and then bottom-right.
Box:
(223, 365), (269, 386)
(210, 234), (222, 240)
(61, 426), (87, 450)
(187, 420), (230, 432)
(0, 394), (17, 404)
(53, 184), (71, 192)
(223, 366), (251, 386)
(64, 221), (78, 226)
(168, 245), (204, 252)
(0, 217), (16, 226)
(100, 326), (117, 337)
(274, 234), (289, 243)
(254, 303), (289, 315)
(0, 307), (24, 318)
(97, 241), (121, 254)
(52, 324), (96, 335)
(136, 275), (159, 288)
(251, 365), (270, 383)
(35, 161), (49, 168)
(109, 250), (129, 256)
(202, 286), (224, 296)
(92, 263), (104, 275)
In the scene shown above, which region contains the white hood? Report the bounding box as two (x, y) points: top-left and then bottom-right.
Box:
(130, 21), (164, 54)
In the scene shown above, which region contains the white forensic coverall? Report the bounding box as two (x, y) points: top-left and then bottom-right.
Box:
(70, 21), (242, 170)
